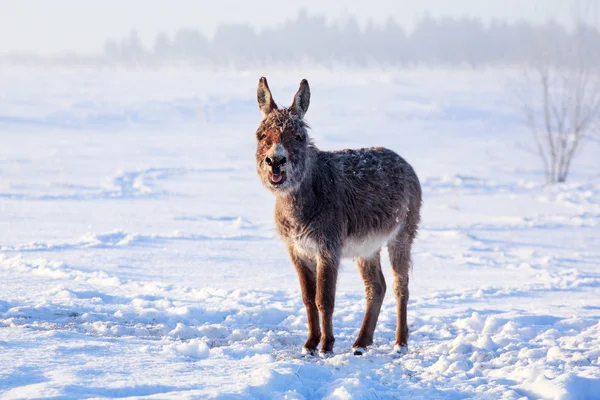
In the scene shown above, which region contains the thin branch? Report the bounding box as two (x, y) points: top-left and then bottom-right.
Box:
(516, 72), (551, 182)
(540, 68), (558, 182)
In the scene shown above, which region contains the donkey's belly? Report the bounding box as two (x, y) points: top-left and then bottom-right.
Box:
(341, 227), (401, 259)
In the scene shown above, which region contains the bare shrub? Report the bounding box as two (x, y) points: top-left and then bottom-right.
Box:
(518, 1), (600, 183)
(518, 63), (600, 183)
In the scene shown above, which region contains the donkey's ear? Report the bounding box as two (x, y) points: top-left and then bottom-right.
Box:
(291, 79), (310, 118)
(257, 77), (277, 118)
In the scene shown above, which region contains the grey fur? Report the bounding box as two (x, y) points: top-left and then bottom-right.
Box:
(255, 77), (422, 354)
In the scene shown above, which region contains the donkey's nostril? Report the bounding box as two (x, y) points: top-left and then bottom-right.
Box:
(265, 156), (286, 168)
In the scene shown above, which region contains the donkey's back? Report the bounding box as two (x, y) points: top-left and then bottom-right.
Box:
(318, 146), (420, 257)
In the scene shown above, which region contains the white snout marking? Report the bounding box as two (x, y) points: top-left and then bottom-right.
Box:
(268, 143), (288, 163)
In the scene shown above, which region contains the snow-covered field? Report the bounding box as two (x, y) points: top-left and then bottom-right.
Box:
(0, 67), (599, 399)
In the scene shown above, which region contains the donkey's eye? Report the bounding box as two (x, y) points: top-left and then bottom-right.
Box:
(258, 133), (267, 141)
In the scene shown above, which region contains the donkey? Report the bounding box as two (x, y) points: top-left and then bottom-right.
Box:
(254, 77), (422, 355)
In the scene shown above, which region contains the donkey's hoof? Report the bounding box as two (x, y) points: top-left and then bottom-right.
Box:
(318, 349), (334, 358)
(301, 347), (318, 357)
(352, 347), (367, 356)
(393, 344), (409, 355)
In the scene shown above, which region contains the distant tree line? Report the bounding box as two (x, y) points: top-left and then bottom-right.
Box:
(2, 10), (600, 68)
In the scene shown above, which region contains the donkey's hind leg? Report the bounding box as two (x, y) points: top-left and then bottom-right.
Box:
(352, 251), (386, 354)
(388, 225), (417, 352)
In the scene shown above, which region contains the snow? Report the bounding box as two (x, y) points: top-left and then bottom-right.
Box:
(0, 67), (599, 399)
(170, 338), (211, 360)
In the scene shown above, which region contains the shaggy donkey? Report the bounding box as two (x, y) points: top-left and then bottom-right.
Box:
(255, 77), (421, 355)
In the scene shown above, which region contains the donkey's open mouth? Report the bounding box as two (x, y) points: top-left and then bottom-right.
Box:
(270, 171), (286, 186)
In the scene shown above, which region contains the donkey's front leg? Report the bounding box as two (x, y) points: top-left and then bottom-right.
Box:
(288, 248), (320, 354)
(316, 252), (340, 354)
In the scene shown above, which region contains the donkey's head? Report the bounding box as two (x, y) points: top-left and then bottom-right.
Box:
(255, 77), (312, 194)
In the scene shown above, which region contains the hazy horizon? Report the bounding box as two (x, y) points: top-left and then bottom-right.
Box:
(1, 0), (595, 55)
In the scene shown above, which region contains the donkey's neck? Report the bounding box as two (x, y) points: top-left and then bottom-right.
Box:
(275, 146), (320, 210)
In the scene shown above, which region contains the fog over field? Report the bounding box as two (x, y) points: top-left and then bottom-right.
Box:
(1, 1), (599, 68)
(0, 0), (584, 53)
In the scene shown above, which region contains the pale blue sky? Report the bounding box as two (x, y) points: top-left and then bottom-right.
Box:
(0, 0), (595, 54)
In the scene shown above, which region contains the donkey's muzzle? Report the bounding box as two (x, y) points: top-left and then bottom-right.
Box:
(265, 156), (287, 186)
